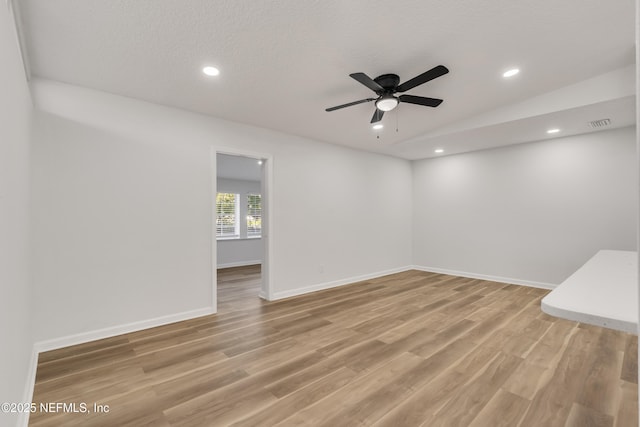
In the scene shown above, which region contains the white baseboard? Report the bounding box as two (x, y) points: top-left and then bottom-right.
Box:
(28, 266), (552, 353)
(269, 266), (413, 301)
(411, 265), (556, 290)
(268, 265), (554, 302)
(33, 306), (215, 353)
(22, 307), (215, 424)
(217, 260), (262, 269)
(17, 348), (39, 427)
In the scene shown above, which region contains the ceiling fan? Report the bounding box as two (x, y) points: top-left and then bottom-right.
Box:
(325, 65), (449, 123)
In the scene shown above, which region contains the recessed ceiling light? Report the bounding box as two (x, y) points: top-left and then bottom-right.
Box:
(434, 148), (444, 154)
(547, 128), (560, 134)
(202, 66), (220, 76)
(372, 124), (384, 130)
(257, 160), (263, 165)
(502, 68), (520, 78)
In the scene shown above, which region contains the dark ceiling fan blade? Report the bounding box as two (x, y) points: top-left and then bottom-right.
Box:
(399, 94), (443, 107)
(396, 65), (449, 93)
(325, 98), (376, 112)
(350, 73), (384, 93)
(370, 108), (384, 123)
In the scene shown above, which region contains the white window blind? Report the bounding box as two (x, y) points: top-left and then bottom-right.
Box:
(216, 193), (239, 238)
(247, 194), (262, 238)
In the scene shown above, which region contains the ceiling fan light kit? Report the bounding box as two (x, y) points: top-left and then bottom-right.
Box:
(375, 95), (399, 112)
(326, 65), (449, 124)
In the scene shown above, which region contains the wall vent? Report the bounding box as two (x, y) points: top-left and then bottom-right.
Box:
(588, 118), (611, 128)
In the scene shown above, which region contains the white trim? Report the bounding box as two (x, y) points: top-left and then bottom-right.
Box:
(411, 265), (556, 290)
(261, 154), (274, 300)
(213, 147), (274, 302)
(217, 237), (262, 242)
(215, 147), (270, 160)
(7, 0), (31, 80)
(267, 265), (555, 302)
(210, 148), (218, 313)
(218, 260), (262, 269)
(269, 266), (413, 301)
(17, 348), (39, 427)
(33, 307), (214, 353)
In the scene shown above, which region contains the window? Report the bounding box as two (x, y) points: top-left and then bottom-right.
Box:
(216, 192), (262, 239)
(247, 194), (262, 238)
(216, 193), (239, 238)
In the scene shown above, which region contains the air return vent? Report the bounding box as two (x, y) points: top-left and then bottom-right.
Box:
(588, 118), (611, 128)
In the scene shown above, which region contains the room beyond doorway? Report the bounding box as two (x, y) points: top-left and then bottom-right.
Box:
(214, 150), (272, 311)
(217, 264), (264, 314)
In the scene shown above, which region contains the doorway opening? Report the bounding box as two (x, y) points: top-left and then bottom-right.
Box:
(213, 150), (272, 314)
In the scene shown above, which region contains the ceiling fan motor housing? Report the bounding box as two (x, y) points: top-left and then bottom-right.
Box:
(373, 74), (400, 92)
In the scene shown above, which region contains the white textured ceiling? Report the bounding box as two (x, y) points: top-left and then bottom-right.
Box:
(17, 0), (636, 159)
(217, 154), (262, 182)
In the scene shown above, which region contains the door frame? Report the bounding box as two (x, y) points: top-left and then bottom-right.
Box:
(211, 147), (274, 312)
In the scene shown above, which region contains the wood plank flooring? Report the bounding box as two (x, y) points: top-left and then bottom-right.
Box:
(29, 266), (638, 426)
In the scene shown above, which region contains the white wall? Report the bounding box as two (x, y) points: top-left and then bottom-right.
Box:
(0, 2), (34, 426)
(217, 239), (263, 268)
(412, 126), (638, 287)
(31, 111), (215, 344)
(30, 79), (413, 345)
(217, 177), (263, 267)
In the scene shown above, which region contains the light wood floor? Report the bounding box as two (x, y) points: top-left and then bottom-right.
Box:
(30, 266), (638, 426)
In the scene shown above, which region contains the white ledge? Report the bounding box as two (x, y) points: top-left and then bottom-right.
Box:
(541, 250), (638, 334)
